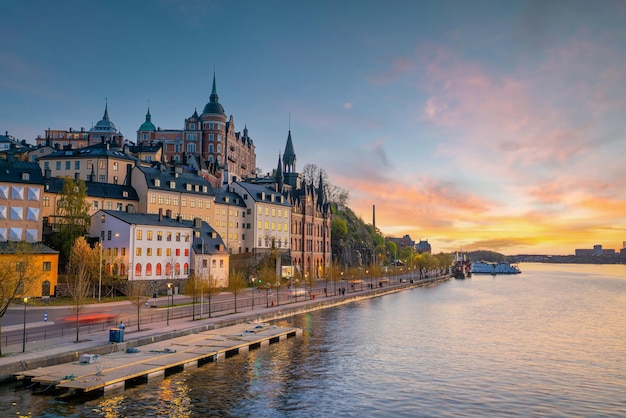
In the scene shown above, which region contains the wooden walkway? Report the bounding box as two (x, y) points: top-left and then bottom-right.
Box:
(15, 322), (301, 395)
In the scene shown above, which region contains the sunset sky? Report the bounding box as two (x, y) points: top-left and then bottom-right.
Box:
(2, 0), (626, 255)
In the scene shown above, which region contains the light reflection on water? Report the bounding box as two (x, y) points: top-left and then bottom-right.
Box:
(2, 263), (626, 417)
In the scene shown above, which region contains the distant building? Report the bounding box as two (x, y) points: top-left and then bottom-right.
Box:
(416, 239), (431, 254)
(389, 234), (416, 250)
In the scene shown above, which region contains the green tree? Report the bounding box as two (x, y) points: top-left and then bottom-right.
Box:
(331, 217), (348, 241)
(53, 178), (91, 267)
(66, 236), (97, 342)
(0, 242), (41, 356)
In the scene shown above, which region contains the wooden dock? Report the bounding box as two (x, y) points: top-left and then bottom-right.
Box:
(15, 322), (301, 395)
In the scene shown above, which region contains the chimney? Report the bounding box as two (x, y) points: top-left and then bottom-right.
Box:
(125, 164), (132, 186)
(126, 204), (135, 213)
(166, 209), (172, 218)
(158, 208), (163, 221)
(176, 214), (181, 223)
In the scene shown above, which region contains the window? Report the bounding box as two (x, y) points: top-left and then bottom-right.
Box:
(75, 161), (80, 170)
(187, 143), (196, 153)
(136, 230), (143, 240)
(166, 232), (172, 241)
(65, 161), (70, 170)
(44, 162), (50, 169)
(220, 260), (224, 268)
(113, 162), (119, 171)
(56, 162), (61, 170)
(184, 249), (189, 256)
(158, 195), (164, 205)
(181, 198), (187, 207)
(176, 248), (180, 256)
(99, 160), (106, 169)
(43, 196), (50, 207)
(166, 195), (171, 205)
(190, 199), (195, 208)
(147, 231), (153, 240)
(87, 160), (93, 169)
(176, 232), (181, 242)
(99, 175), (106, 182)
(184, 263), (189, 275)
(147, 248), (152, 256)
(136, 248), (142, 256)
(184, 233), (190, 242)
(113, 176), (118, 184)
(150, 194), (156, 204)
(157, 231), (162, 241)
(42, 261), (52, 271)
(146, 263), (152, 276)
(166, 248), (172, 256)
(156, 263), (162, 276)
(135, 263), (142, 276)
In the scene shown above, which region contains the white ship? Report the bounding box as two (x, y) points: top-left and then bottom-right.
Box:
(471, 261), (521, 275)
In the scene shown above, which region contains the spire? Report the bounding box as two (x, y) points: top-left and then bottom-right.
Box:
(283, 130), (296, 173)
(103, 98), (109, 121)
(317, 172), (326, 207)
(210, 72), (218, 102)
(275, 152), (284, 192)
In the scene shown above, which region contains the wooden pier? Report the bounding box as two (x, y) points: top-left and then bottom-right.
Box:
(15, 322), (301, 395)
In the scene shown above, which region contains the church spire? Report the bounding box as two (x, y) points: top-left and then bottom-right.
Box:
(283, 130), (296, 173)
(275, 151), (284, 192)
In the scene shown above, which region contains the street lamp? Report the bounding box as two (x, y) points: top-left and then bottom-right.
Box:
(98, 236), (103, 302)
(166, 283), (172, 325)
(22, 297), (28, 353)
(200, 238), (204, 319)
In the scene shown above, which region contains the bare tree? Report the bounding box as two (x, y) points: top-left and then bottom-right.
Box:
(227, 268), (248, 314)
(127, 280), (149, 331)
(66, 236), (97, 342)
(0, 242), (41, 356)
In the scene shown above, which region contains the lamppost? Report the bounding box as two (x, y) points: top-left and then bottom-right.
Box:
(200, 238), (204, 319)
(98, 236), (103, 302)
(166, 282), (172, 325)
(22, 297), (28, 353)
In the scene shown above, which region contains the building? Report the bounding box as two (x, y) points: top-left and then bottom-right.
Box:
(0, 241), (59, 298)
(212, 188), (248, 255)
(136, 74), (256, 183)
(416, 239), (431, 254)
(389, 234), (416, 251)
(0, 158), (45, 243)
(35, 102), (126, 149)
(89, 209), (229, 289)
(36, 140), (137, 185)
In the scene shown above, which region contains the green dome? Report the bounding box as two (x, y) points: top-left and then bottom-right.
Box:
(138, 108), (156, 132)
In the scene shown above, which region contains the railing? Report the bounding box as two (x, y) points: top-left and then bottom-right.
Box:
(1, 270), (446, 349)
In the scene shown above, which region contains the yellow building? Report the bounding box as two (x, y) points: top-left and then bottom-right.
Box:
(0, 242), (59, 298)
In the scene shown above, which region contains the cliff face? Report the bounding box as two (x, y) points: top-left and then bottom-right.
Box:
(331, 204), (383, 268)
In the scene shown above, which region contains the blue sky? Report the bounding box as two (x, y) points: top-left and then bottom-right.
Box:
(2, 0), (626, 255)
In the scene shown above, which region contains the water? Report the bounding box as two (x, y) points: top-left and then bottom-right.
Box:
(2, 263), (626, 417)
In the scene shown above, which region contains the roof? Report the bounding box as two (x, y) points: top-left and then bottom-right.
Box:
(202, 73), (225, 116)
(136, 164), (214, 196)
(92, 102), (117, 131)
(38, 142), (137, 162)
(232, 181), (291, 206)
(0, 159), (45, 184)
(45, 177), (139, 201)
(97, 210), (194, 228)
(213, 188), (247, 208)
(138, 108), (156, 132)
(0, 241), (59, 254)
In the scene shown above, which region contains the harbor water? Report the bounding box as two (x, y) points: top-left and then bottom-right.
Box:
(2, 263), (625, 417)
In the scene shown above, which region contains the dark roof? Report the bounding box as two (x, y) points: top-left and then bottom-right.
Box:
(187, 220), (228, 256)
(136, 164), (214, 196)
(0, 241), (59, 254)
(97, 210), (193, 228)
(233, 181), (290, 206)
(38, 142), (137, 162)
(0, 159), (45, 184)
(45, 177), (139, 201)
(213, 189), (247, 208)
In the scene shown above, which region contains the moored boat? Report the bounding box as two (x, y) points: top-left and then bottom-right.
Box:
(471, 261), (521, 274)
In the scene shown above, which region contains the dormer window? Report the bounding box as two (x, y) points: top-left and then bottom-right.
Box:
(186, 184), (192, 191)
(169, 181), (176, 189)
(202, 186), (207, 193)
(122, 191), (128, 198)
(154, 179), (161, 187)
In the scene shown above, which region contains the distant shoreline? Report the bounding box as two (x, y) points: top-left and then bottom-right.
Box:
(510, 255), (625, 265)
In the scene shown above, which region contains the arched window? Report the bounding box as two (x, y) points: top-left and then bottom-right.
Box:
(146, 263), (152, 276)
(113, 263), (119, 275)
(165, 263), (172, 276)
(156, 263), (162, 276)
(135, 263), (142, 276)
(120, 264), (126, 275)
(41, 280), (51, 297)
(175, 263), (181, 275)
(184, 263), (189, 275)
(106, 263), (111, 274)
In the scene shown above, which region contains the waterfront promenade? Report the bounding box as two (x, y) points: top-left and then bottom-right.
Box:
(0, 274), (450, 383)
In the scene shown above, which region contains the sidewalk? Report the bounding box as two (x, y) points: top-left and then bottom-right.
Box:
(0, 275), (450, 383)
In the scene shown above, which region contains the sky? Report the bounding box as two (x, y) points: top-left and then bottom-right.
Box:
(2, 0), (626, 256)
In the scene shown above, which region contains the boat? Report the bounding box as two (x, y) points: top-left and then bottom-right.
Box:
(471, 261), (521, 275)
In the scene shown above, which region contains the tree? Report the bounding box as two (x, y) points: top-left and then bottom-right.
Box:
(66, 236), (97, 342)
(52, 178), (91, 267)
(0, 242), (41, 356)
(331, 217), (348, 241)
(227, 268), (248, 314)
(184, 272), (202, 321)
(302, 163), (349, 205)
(127, 280), (149, 331)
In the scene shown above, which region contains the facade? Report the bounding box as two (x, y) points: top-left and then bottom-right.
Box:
(213, 188), (248, 255)
(89, 209), (229, 288)
(0, 159), (44, 243)
(229, 181), (292, 257)
(131, 163), (215, 222)
(37, 140), (137, 185)
(0, 242), (59, 298)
